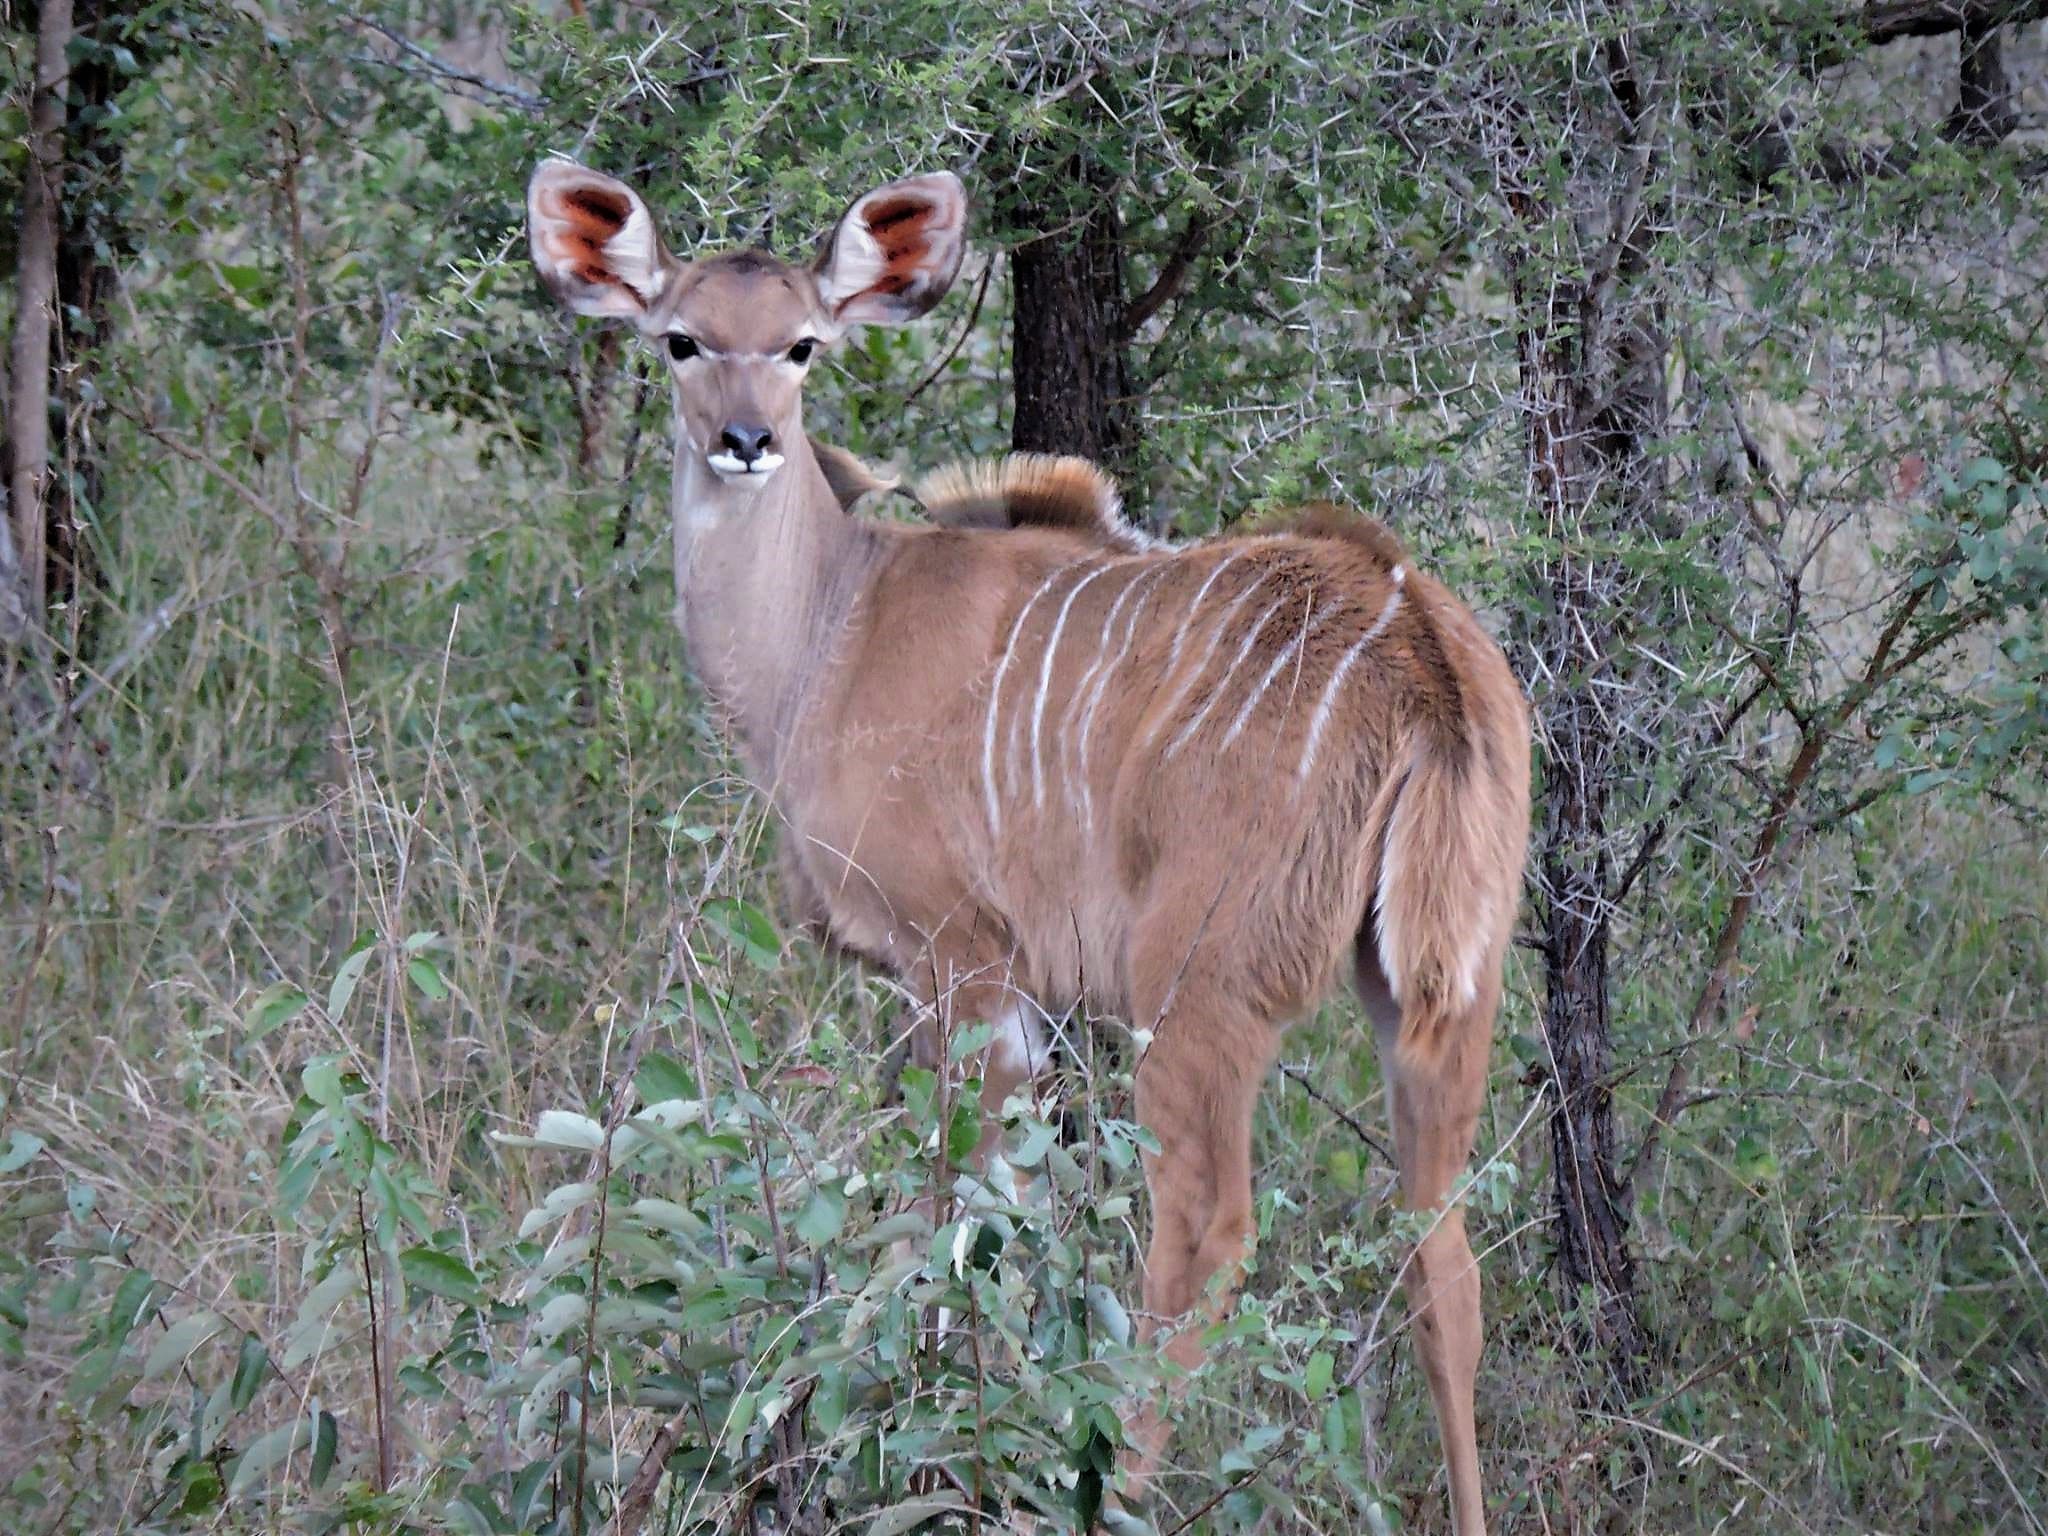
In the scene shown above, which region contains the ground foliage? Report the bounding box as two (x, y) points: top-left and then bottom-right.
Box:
(2, 2), (2045, 1532)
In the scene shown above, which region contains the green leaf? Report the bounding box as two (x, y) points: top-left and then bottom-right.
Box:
(230, 1331), (270, 1413)
(947, 1099), (983, 1165)
(104, 1269), (162, 1350)
(216, 262), (266, 297)
(310, 1410), (338, 1487)
(1733, 1132), (1779, 1184)
(144, 1310), (223, 1381)
(868, 1497), (973, 1535)
(406, 957), (449, 1001)
(283, 1263), (359, 1373)
(1009, 1118), (1058, 1168)
(899, 1067), (937, 1130)
(701, 898), (782, 970)
(400, 1247), (486, 1307)
(812, 1364), (849, 1436)
(947, 1020), (997, 1063)
(0, 1131), (45, 1175)
(1085, 1283), (1130, 1347)
(178, 1461), (223, 1516)
(628, 1197), (706, 1238)
(494, 1110), (606, 1151)
(326, 937), (375, 1022)
(635, 1052), (697, 1106)
(1305, 1349), (1334, 1399)
(298, 1055), (344, 1112)
(793, 1182), (847, 1246)
(242, 983), (308, 1042)
(519, 1180), (599, 1238)
(229, 1419), (305, 1496)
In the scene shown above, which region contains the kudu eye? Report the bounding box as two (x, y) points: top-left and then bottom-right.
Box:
(786, 338), (816, 366)
(667, 333), (699, 362)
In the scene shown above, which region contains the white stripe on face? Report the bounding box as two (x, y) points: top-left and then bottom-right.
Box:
(1297, 566), (1406, 784)
(983, 565), (1074, 835)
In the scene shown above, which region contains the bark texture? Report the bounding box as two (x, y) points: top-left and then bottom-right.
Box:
(7, 0), (75, 634)
(48, 0), (131, 636)
(1009, 162), (1133, 466)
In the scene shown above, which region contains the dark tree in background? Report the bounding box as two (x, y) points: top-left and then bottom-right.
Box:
(4, 0), (71, 641)
(1008, 158), (1135, 465)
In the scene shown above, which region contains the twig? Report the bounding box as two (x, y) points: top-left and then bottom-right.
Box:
(355, 1191), (392, 1491)
(604, 1412), (690, 1536)
(340, 11), (545, 112)
(900, 257), (995, 408)
(1121, 217), (1208, 339)
(1279, 1063), (1393, 1165)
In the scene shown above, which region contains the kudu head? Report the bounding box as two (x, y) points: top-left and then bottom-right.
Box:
(527, 161), (966, 491)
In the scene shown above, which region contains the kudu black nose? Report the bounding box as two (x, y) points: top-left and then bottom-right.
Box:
(720, 424), (775, 465)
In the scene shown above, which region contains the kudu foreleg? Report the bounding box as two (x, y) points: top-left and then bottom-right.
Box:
(1120, 1005), (1276, 1503)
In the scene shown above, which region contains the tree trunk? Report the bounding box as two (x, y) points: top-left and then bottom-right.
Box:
(47, 0), (128, 642)
(1008, 161), (1133, 466)
(1520, 304), (1651, 1393)
(1509, 81), (1668, 1389)
(7, 0), (74, 635)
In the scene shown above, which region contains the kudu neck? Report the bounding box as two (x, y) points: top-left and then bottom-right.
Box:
(669, 429), (871, 785)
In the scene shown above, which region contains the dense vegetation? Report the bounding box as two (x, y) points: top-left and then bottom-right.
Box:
(3, 3), (2044, 1532)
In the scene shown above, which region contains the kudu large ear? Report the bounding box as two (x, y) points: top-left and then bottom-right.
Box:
(527, 160), (675, 324)
(813, 173), (966, 332)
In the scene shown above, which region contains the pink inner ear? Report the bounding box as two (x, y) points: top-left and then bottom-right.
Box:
(537, 183), (641, 293)
(861, 196), (943, 289)
(864, 196), (926, 234)
(564, 187), (629, 233)
(544, 186), (631, 265)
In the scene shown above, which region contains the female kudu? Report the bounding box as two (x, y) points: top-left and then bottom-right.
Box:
(528, 160), (1530, 1534)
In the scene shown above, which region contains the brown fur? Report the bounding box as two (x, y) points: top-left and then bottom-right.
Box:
(530, 161), (1531, 1536)
(812, 441), (900, 510)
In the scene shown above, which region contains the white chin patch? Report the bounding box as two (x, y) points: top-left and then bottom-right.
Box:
(707, 451), (784, 487)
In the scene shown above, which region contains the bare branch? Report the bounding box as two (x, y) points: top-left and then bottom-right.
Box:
(340, 12), (545, 113)
(1122, 216), (1209, 339)
(1946, 17), (2018, 144)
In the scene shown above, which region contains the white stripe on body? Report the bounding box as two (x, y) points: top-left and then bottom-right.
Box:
(1219, 594), (1348, 750)
(1027, 563), (1118, 808)
(1063, 562), (1172, 827)
(1164, 591), (1292, 759)
(1160, 548), (1249, 677)
(1006, 565), (1105, 804)
(1296, 565), (1406, 784)
(1142, 565), (1272, 759)
(982, 565), (1075, 835)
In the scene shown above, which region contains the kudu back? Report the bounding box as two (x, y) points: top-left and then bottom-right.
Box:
(529, 160), (1530, 1535)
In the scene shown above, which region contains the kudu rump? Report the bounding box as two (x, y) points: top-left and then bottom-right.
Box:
(529, 161), (1530, 1533)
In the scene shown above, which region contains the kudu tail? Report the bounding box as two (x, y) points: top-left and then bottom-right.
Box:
(1364, 720), (1526, 1067)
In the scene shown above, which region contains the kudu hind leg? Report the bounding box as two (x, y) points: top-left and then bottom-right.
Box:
(1357, 947), (1492, 1536)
